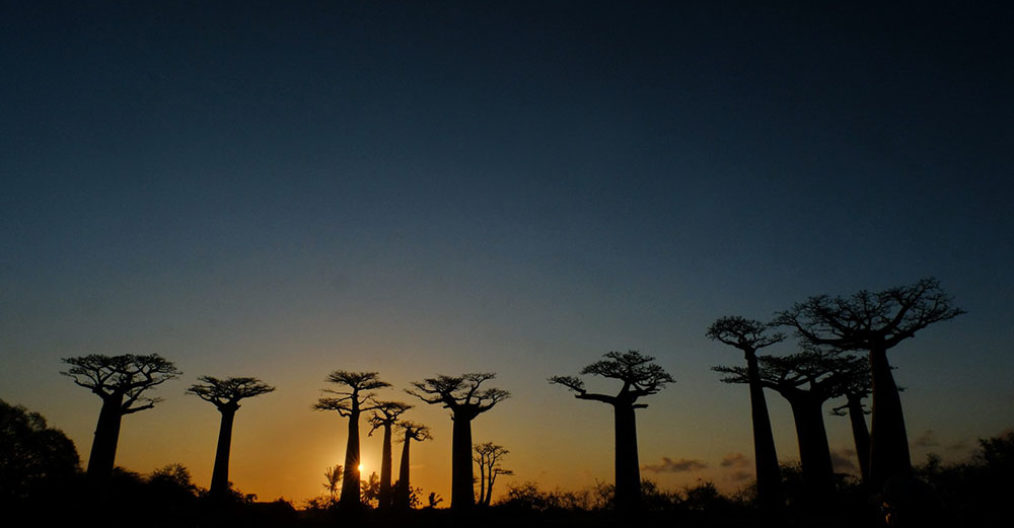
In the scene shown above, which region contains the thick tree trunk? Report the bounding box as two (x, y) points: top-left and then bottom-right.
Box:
(614, 403), (641, 512)
(868, 344), (911, 491)
(846, 396), (871, 485)
(451, 413), (475, 510)
(86, 396), (123, 490)
(339, 408), (362, 507)
(209, 407), (236, 501)
(394, 433), (411, 509)
(787, 394), (834, 504)
(379, 423), (393, 509)
(746, 353), (783, 510)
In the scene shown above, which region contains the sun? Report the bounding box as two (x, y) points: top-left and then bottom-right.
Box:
(358, 464), (364, 473)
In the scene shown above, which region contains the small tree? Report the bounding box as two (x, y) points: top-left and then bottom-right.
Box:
(361, 472), (381, 507)
(313, 371), (390, 508)
(367, 401), (412, 509)
(323, 465), (343, 503)
(60, 354), (181, 490)
(473, 442), (513, 506)
(407, 373), (509, 510)
(774, 277), (963, 489)
(393, 421), (432, 510)
(187, 376), (275, 501)
(706, 316), (785, 510)
(549, 350), (674, 511)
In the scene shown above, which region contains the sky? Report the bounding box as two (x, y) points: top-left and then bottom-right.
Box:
(1, 0), (1012, 505)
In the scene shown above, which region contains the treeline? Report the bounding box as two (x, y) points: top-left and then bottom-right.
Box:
(4, 277), (1011, 527)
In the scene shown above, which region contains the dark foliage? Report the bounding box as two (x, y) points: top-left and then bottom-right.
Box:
(0, 399), (80, 511)
(913, 430), (1014, 526)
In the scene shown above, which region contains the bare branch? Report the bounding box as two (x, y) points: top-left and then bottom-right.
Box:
(408, 373), (509, 416)
(187, 376), (275, 411)
(60, 354), (181, 414)
(551, 350), (673, 407)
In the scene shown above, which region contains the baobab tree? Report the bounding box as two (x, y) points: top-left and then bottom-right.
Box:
(393, 421), (431, 510)
(473, 442), (513, 507)
(549, 350), (674, 511)
(60, 354), (181, 490)
(714, 350), (865, 504)
(407, 373), (509, 510)
(367, 401), (412, 509)
(830, 362), (873, 485)
(774, 277), (964, 490)
(187, 376), (275, 501)
(313, 371), (390, 508)
(706, 316), (785, 510)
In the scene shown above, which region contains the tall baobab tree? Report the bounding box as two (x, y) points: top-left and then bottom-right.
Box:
(407, 373), (509, 510)
(549, 350), (674, 511)
(830, 362), (873, 485)
(60, 354), (181, 490)
(314, 371), (390, 508)
(773, 277), (964, 490)
(714, 351), (865, 504)
(706, 316), (785, 510)
(367, 401), (412, 509)
(393, 421), (431, 510)
(473, 442), (513, 507)
(187, 376), (275, 501)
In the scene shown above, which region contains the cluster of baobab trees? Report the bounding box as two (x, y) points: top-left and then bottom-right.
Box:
(59, 356), (275, 503)
(311, 371), (512, 510)
(60, 277), (961, 513)
(706, 277), (963, 510)
(60, 356), (275, 500)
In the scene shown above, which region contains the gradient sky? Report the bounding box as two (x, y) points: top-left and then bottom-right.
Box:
(2, 1), (1012, 505)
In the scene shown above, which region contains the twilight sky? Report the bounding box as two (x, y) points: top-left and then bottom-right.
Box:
(2, 1), (1012, 504)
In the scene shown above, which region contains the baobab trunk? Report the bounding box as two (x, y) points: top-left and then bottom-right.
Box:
(485, 471), (499, 506)
(395, 433), (411, 509)
(846, 396), (871, 485)
(209, 407), (236, 500)
(87, 397), (123, 489)
(379, 423), (393, 509)
(451, 414), (475, 510)
(746, 353), (782, 510)
(787, 396), (834, 504)
(477, 456), (486, 507)
(340, 408), (362, 507)
(614, 404), (641, 511)
(868, 345), (911, 490)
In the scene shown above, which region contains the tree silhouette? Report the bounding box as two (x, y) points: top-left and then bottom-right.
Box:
(706, 316), (785, 510)
(361, 471), (381, 507)
(830, 362), (873, 485)
(313, 371), (391, 508)
(367, 401), (412, 509)
(187, 376), (275, 501)
(0, 399), (80, 507)
(323, 465), (343, 504)
(473, 442), (513, 506)
(393, 421), (432, 510)
(60, 354), (180, 490)
(714, 350), (864, 504)
(407, 373), (509, 510)
(549, 350), (674, 511)
(773, 277), (964, 489)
